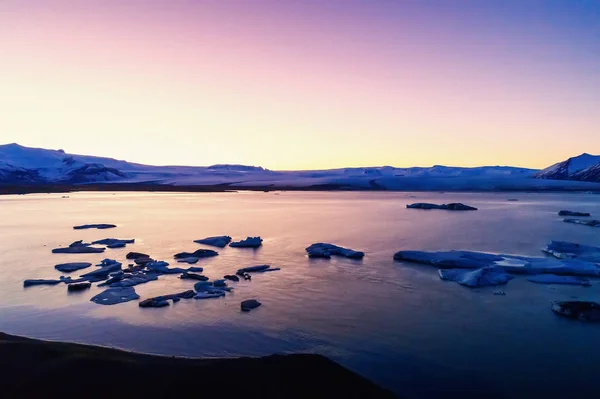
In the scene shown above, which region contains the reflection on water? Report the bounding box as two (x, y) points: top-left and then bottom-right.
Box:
(1, 191), (600, 398)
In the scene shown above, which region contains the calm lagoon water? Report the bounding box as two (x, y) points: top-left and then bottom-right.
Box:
(1, 191), (599, 398)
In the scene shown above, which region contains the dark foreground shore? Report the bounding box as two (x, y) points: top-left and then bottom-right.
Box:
(0, 332), (396, 398)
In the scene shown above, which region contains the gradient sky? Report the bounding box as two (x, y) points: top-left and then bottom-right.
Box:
(0, 0), (598, 170)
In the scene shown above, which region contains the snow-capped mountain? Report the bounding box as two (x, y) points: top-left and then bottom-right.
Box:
(572, 163), (600, 183)
(1, 143), (599, 191)
(534, 153), (600, 181)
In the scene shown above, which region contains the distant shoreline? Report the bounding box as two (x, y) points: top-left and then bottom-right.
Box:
(0, 331), (396, 398)
(1, 182), (599, 195)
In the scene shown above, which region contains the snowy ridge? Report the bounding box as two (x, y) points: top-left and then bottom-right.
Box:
(1, 143), (600, 191)
(534, 153), (600, 181)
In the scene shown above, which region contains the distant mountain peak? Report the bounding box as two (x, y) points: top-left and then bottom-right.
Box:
(534, 153), (600, 181)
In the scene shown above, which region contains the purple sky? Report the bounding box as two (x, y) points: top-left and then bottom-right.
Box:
(1, 0), (598, 169)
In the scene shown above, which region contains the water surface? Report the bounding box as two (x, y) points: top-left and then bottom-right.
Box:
(1, 191), (599, 398)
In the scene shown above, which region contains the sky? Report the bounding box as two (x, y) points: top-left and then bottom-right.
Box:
(0, 0), (598, 170)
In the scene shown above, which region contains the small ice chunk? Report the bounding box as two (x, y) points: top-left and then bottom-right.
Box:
(55, 262), (92, 273)
(194, 291), (225, 299)
(52, 240), (105, 254)
(406, 203), (477, 211)
(24, 276), (71, 287)
(492, 289), (506, 295)
(174, 249), (218, 259)
(229, 237), (263, 248)
(563, 219), (600, 227)
(241, 299), (262, 312)
(67, 282), (91, 291)
(177, 257), (200, 264)
(90, 287), (139, 305)
(236, 265), (279, 275)
(306, 243), (364, 259)
(552, 301), (600, 322)
(139, 290), (195, 308)
(180, 272), (209, 281)
(559, 210), (591, 217)
(194, 236), (232, 248)
(73, 224), (117, 230)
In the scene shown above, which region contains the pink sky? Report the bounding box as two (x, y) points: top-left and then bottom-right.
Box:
(1, 0), (598, 169)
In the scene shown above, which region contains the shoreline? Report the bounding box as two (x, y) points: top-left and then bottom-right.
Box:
(1, 182), (599, 195)
(0, 331), (396, 398)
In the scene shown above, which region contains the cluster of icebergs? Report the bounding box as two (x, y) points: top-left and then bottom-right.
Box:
(25, 228), (274, 311)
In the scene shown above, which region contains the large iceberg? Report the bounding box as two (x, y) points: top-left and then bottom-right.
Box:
(90, 287), (139, 305)
(438, 266), (513, 287)
(52, 240), (105, 254)
(229, 237), (263, 248)
(194, 236), (232, 248)
(394, 244), (600, 277)
(305, 243), (364, 259)
(542, 241), (600, 262)
(406, 203), (477, 211)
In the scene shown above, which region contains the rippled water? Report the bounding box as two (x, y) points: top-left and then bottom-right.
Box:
(1, 191), (599, 398)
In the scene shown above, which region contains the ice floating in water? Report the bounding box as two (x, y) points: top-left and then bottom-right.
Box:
(194, 291), (225, 299)
(563, 218), (600, 227)
(241, 299), (262, 312)
(177, 257), (199, 264)
(52, 240), (105, 254)
(146, 261), (187, 275)
(174, 249), (218, 259)
(54, 262), (92, 273)
(527, 275), (591, 286)
(126, 252), (149, 260)
(193, 281), (213, 291)
(180, 272), (208, 281)
(92, 238), (135, 248)
(236, 265), (280, 275)
(394, 247), (600, 277)
(406, 203), (478, 211)
(543, 241), (600, 262)
(552, 301), (600, 322)
(439, 266), (514, 287)
(224, 275), (239, 282)
(90, 287), (139, 305)
(305, 243), (364, 259)
(493, 289), (506, 295)
(80, 260), (122, 281)
(73, 223), (117, 230)
(139, 290), (195, 308)
(559, 210), (591, 217)
(194, 236), (232, 248)
(109, 272), (159, 288)
(229, 237), (263, 248)
(24, 276), (71, 287)
(186, 266), (204, 273)
(67, 282), (91, 291)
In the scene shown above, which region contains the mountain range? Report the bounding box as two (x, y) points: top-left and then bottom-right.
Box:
(1, 143), (599, 193)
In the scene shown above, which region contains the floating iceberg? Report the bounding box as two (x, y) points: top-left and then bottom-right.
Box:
(92, 238), (135, 248)
(174, 249), (218, 259)
(186, 266), (204, 272)
(146, 261), (187, 275)
(90, 287), (139, 305)
(564, 218), (600, 227)
(194, 236), (232, 248)
(438, 266), (513, 287)
(24, 276), (71, 287)
(180, 272), (209, 281)
(55, 262), (92, 273)
(194, 291), (225, 299)
(139, 290), (195, 308)
(527, 275), (591, 286)
(73, 223), (117, 230)
(224, 275), (240, 282)
(193, 281), (213, 291)
(406, 203), (478, 211)
(108, 272), (159, 288)
(305, 243), (364, 259)
(241, 299), (262, 312)
(559, 210), (591, 217)
(236, 265), (280, 275)
(52, 240), (105, 254)
(542, 241), (600, 263)
(67, 282), (91, 291)
(177, 257), (199, 264)
(394, 245), (600, 277)
(80, 260), (122, 281)
(552, 301), (600, 322)
(230, 237), (263, 248)
(126, 252), (149, 259)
